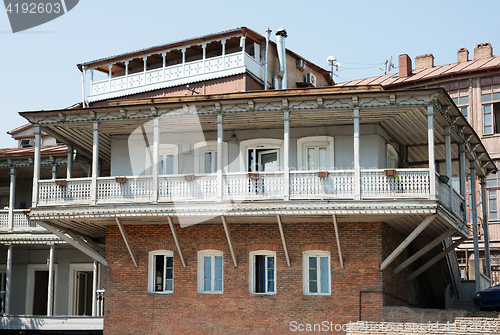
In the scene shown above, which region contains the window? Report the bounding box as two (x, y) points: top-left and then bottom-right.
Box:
(194, 141), (228, 174)
(239, 139), (283, 172)
(297, 136), (334, 170)
(489, 190), (497, 220)
(487, 161), (500, 221)
(148, 250), (174, 293)
(303, 251), (331, 295)
(481, 92), (500, 134)
(146, 144), (178, 175)
(386, 144), (398, 169)
(198, 250), (223, 294)
(451, 91), (469, 121)
(249, 251), (276, 294)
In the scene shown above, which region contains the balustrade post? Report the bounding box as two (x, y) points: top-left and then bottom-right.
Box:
(8, 167), (15, 231)
(67, 145), (73, 179)
(480, 176), (492, 279)
(91, 122), (99, 205)
(284, 111), (290, 200)
(353, 108), (361, 200)
(89, 68), (94, 94)
(427, 106), (436, 199)
(470, 162), (480, 293)
(32, 126), (41, 207)
(217, 114), (223, 202)
(51, 164), (57, 180)
(5, 244), (12, 315)
(152, 117), (159, 203)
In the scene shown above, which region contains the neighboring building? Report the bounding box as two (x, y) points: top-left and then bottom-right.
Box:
(10, 28), (498, 334)
(0, 125), (104, 333)
(336, 43), (500, 286)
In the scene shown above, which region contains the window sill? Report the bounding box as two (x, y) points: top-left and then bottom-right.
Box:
(481, 133), (500, 138)
(304, 293), (331, 296)
(198, 291), (223, 294)
(149, 291), (173, 295)
(250, 292), (276, 295)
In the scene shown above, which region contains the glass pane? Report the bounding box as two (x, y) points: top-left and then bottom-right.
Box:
(494, 92), (500, 101)
(267, 257), (274, 269)
(215, 267), (223, 280)
(214, 279), (222, 291)
(460, 96), (469, 104)
(166, 268), (173, 280)
(159, 155), (164, 175)
(452, 97), (459, 105)
(485, 126), (492, 134)
(204, 152), (212, 173)
(321, 268), (328, 282)
(166, 155), (174, 174)
(482, 93), (492, 102)
(309, 268), (317, 281)
(267, 279), (274, 293)
(307, 148), (315, 170)
(166, 279), (173, 291)
(248, 150), (255, 172)
(485, 112), (492, 126)
(166, 257), (173, 268)
(319, 148), (327, 170)
(204, 256), (211, 268)
(260, 152), (278, 172)
(215, 256), (222, 268)
(204, 279), (211, 291)
(309, 280), (317, 293)
(321, 280), (329, 293)
(461, 107), (467, 119)
(155, 255), (164, 292)
(320, 257), (328, 269)
(215, 152), (217, 172)
(487, 177), (497, 188)
(267, 268), (274, 282)
(309, 256), (317, 269)
(491, 211), (498, 220)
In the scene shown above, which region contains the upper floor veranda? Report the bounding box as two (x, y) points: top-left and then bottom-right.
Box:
(19, 87), (497, 237)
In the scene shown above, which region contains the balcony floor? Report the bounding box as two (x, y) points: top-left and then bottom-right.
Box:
(0, 316), (103, 331)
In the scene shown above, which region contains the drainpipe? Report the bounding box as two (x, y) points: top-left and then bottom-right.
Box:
(264, 28), (271, 90)
(274, 28), (287, 89)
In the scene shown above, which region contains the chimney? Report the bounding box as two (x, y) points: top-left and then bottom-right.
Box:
(399, 54), (412, 78)
(457, 47), (469, 63)
(474, 42), (493, 60)
(415, 54), (434, 70)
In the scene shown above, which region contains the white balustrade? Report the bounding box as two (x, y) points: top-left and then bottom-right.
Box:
(91, 80), (108, 95)
(97, 176), (153, 203)
(158, 174), (217, 202)
(435, 173), (464, 218)
(38, 178), (92, 205)
(361, 169), (430, 198)
(223, 172), (284, 200)
(0, 210), (39, 230)
(127, 73), (145, 88)
(290, 170), (354, 199)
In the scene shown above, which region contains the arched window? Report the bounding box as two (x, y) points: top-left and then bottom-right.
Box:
(297, 136), (334, 170)
(239, 139), (283, 172)
(148, 250), (174, 294)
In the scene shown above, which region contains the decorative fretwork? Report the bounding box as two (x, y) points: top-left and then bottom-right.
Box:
(97, 176), (153, 203)
(38, 178), (92, 205)
(158, 174), (217, 202)
(361, 169), (430, 198)
(223, 172), (284, 200)
(290, 170), (354, 199)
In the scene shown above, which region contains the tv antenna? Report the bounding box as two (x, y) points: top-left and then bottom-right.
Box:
(381, 55), (395, 75)
(327, 55), (340, 78)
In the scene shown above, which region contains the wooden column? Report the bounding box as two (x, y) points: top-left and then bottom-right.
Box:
(47, 244), (54, 316)
(217, 114), (223, 202)
(480, 176), (492, 279)
(353, 108), (361, 200)
(283, 111), (290, 200)
(152, 117), (159, 203)
(444, 127), (453, 209)
(66, 145), (73, 179)
(181, 48), (186, 77)
(221, 40), (226, 70)
(459, 144), (467, 222)
(470, 162), (480, 293)
(428, 106), (436, 199)
(51, 164), (57, 180)
(92, 260), (98, 316)
(5, 244), (12, 315)
(125, 60), (129, 89)
(32, 126), (41, 207)
(91, 122), (99, 205)
(8, 168), (15, 231)
(108, 64), (112, 92)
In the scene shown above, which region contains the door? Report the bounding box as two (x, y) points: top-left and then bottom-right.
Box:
(76, 271), (93, 316)
(258, 150), (279, 172)
(32, 271), (49, 315)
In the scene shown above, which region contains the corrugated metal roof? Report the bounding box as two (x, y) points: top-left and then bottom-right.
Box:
(0, 144), (68, 158)
(336, 54), (500, 88)
(0, 233), (65, 244)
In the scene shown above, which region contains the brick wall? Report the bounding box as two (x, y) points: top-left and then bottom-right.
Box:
(104, 221), (407, 335)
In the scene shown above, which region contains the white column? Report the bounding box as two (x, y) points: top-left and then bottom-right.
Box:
(480, 177), (492, 279)
(152, 117), (159, 203)
(284, 111), (290, 201)
(444, 127), (453, 209)
(427, 106), (436, 199)
(66, 145), (73, 179)
(91, 122), (99, 204)
(459, 144), (466, 198)
(181, 48), (186, 77)
(221, 40), (226, 70)
(143, 57), (147, 84)
(108, 64), (112, 92)
(217, 114), (223, 202)
(353, 108), (361, 200)
(51, 164), (57, 180)
(470, 162), (480, 293)
(202, 44), (206, 74)
(47, 244), (54, 316)
(92, 260), (98, 316)
(161, 52), (166, 80)
(32, 126), (41, 207)
(8, 168), (15, 231)
(241, 35), (246, 54)
(5, 245), (12, 315)
(124, 60), (129, 89)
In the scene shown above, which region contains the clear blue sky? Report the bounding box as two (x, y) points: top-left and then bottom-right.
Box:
(1, 0), (499, 148)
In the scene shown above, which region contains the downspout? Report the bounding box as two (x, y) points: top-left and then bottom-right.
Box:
(264, 28), (271, 90)
(274, 28), (287, 89)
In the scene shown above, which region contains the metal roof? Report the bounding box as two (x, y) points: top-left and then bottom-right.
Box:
(0, 144), (68, 158)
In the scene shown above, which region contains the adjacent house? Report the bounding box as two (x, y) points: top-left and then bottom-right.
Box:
(5, 28), (497, 334)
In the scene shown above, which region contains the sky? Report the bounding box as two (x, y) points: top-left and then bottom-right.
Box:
(0, 0), (499, 148)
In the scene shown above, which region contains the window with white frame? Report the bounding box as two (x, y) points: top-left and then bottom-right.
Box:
(146, 144), (178, 175)
(386, 144), (398, 169)
(297, 136), (334, 171)
(249, 251), (276, 294)
(198, 250), (223, 294)
(451, 90), (469, 121)
(194, 141), (228, 174)
(148, 250), (174, 293)
(487, 161), (500, 221)
(303, 251), (331, 295)
(481, 91), (500, 134)
(240, 139), (283, 172)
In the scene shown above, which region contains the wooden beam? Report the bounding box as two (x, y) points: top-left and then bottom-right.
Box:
(65, 230), (106, 258)
(333, 215), (344, 268)
(36, 221), (108, 266)
(78, 235), (106, 256)
(394, 228), (454, 275)
(407, 237), (467, 282)
(380, 214), (437, 271)
(221, 216), (237, 268)
(277, 215), (290, 267)
(115, 217), (138, 268)
(167, 216), (186, 268)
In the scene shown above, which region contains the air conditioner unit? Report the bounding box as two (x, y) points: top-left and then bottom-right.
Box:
(305, 73), (316, 87)
(20, 139), (35, 147)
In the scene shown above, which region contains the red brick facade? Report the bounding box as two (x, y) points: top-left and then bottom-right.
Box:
(104, 221), (408, 334)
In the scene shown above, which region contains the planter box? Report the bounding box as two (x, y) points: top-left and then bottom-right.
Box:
(384, 169), (396, 177)
(55, 179), (67, 187)
(115, 176), (127, 184)
(184, 174), (196, 182)
(248, 172), (260, 180)
(317, 171), (329, 178)
(439, 175), (449, 183)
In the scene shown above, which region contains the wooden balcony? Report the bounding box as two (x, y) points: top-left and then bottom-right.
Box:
(0, 209), (43, 232)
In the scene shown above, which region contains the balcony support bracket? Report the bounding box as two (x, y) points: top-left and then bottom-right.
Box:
(277, 215), (291, 267)
(333, 215), (344, 268)
(115, 217), (138, 268)
(221, 215), (237, 268)
(167, 216), (186, 267)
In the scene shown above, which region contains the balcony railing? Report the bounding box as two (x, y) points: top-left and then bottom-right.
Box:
(89, 51), (263, 102)
(435, 173), (465, 220)
(96, 289), (104, 317)
(0, 209), (41, 231)
(35, 169), (464, 219)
